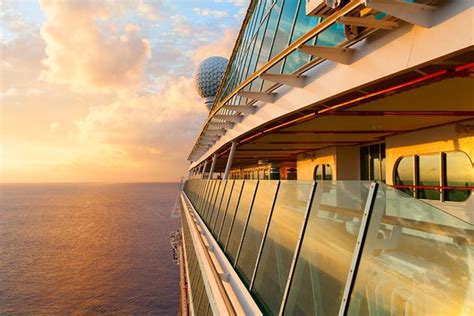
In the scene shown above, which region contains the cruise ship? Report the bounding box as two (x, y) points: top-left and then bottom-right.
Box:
(174, 0), (473, 315)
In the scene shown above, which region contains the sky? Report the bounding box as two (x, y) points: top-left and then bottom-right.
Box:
(0, 0), (247, 183)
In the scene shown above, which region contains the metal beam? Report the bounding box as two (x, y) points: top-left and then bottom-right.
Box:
(337, 16), (399, 29)
(208, 122), (234, 129)
(222, 105), (257, 114)
(213, 115), (243, 123)
(237, 91), (277, 103)
(204, 129), (226, 136)
(365, 0), (435, 28)
(260, 73), (306, 88)
(223, 141), (237, 180)
(299, 45), (355, 65)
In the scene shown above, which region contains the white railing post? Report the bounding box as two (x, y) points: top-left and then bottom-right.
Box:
(201, 160), (208, 179)
(208, 153), (218, 180)
(223, 141), (237, 180)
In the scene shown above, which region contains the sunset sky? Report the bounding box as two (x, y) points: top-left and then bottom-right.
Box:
(0, 0), (245, 183)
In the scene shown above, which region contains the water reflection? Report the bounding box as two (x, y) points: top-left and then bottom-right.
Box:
(0, 183), (179, 314)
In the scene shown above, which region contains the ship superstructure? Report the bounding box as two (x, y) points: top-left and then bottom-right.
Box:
(178, 1), (473, 315)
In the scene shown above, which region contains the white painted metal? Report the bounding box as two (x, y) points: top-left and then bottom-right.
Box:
(222, 105), (257, 114)
(208, 122), (234, 129)
(213, 115), (244, 123)
(260, 73), (306, 88)
(204, 129), (227, 136)
(338, 182), (379, 315)
(201, 160), (208, 180)
(299, 45), (355, 65)
(223, 141), (237, 180)
(337, 16), (399, 29)
(208, 153), (217, 180)
(365, 0), (435, 28)
(237, 91), (277, 103)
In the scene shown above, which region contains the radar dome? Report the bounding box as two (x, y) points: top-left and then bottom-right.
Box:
(195, 56), (228, 110)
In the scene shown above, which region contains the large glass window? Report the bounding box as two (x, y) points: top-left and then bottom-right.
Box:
(283, 1), (318, 74)
(251, 181), (313, 314)
(418, 153), (440, 200)
(445, 151), (474, 201)
(236, 181), (279, 286)
(313, 164), (333, 181)
(394, 151), (473, 202)
(360, 143), (386, 182)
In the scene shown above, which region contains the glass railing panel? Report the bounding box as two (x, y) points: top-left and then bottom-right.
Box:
(197, 283), (210, 316)
(283, 181), (372, 315)
(236, 181), (280, 286)
(226, 180), (259, 263)
(347, 184), (474, 316)
(201, 180), (214, 219)
(207, 181), (225, 228)
(204, 180), (220, 224)
(197, 180), (210, 212)
(212, 181), (234, 238)
(251, 181), (314, 315)
(218, 180), (244, 248)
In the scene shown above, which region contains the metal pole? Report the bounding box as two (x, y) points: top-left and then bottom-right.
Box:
(223, 141), (237, 180)
(338, 182), (379, 316)
(201, 160), (208, 179)
(208, 153), (218, 180)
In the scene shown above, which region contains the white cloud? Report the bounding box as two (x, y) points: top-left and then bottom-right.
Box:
(49, 121), (60, 132)
(214, 0), (248, 7)
(39, 0), (151, 93)
(192, 8), (229, 18)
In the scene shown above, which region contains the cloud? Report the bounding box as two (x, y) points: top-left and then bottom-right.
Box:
(193, 8), (229, 18)
(192, 28), (237, 64)
(214, 0), (248, 7)
(137, 1), (160, 21)
(49, 121), (59, 132)
(39, 0), (151, 93)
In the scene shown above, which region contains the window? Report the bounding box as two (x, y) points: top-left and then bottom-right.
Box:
(313, 164), (332, 181)
(394, 151), (473, 202)
(360, 143), (386, 181)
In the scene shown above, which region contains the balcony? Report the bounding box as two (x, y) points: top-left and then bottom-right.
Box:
(182, 179), (473, 315)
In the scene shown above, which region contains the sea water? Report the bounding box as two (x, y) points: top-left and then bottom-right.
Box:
(0, 183), (180, 314)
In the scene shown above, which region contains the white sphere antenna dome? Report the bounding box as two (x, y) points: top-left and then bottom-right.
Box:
(195, 56), (228, 111)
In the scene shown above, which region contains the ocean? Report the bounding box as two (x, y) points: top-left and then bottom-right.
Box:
(0, 183), (180, 315)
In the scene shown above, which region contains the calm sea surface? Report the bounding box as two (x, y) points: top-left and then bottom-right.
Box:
(0, 183), (180, 314)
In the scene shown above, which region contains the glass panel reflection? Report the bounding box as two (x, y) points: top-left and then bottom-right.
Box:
(213, 181), (234, 237)
(348, 185), (473, 316)
(236, 181), (280, 286)
(445, 151), (473, 202)
(251, 181), (313, 315)
(284, 181), (371, 315)
(226, 180), (259, 263)
(218, 180), (244, 247)
(418, 154), (440, 200)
